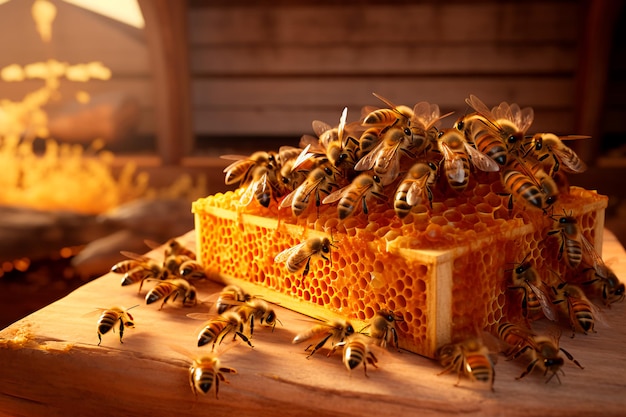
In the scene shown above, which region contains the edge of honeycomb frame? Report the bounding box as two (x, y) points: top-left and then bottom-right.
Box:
(192, 187), (608, 358)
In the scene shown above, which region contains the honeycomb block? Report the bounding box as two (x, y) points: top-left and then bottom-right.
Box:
(192, 186), (607, 358)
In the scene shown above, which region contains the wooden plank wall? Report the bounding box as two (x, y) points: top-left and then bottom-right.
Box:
(188, 0), (585, 146)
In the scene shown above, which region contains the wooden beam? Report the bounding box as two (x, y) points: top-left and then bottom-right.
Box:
(138, 0), (192, 165)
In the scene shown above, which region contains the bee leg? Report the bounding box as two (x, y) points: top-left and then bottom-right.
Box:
(302, 258), (311, 278)
(118, 318), (125, 343)
(236, 331), (253, 348)
(559, 347), (584, 369)
(306, 334), (332, 359)
(516, 358), (538, 380)
(97, 333), (103, 346)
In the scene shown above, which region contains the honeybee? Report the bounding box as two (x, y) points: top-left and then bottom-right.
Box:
(437, 129), (499, 193)
(580, 264), (625, 307)
(145, 278), (198, 310)
(524, 133), (588, 176)
(236, 299), (281, 335)
(340, 334), (379, 376)
(322, 173), (386, 219)
(462, 94), (534, 161)
(393, 161), (438, 217)
(508, 257), (558, 323)
(360, 309), (403, 349)
(361, 93), (414, 128)
(179, 259), (208, 280)
(216, 284), (253, 314)
(455, 114), (509, 166)
(163, 238), (197, 260)
(515, 332), (583, 384)
(279, 162), (342, 217)
(194, 311), (253, 350)
(171, 345), (237, 399)
(112, 252), (164, 287)
(95, 305), (138, 345)
(274, 236), (335, 278)
(221, 150), (278, 187)
(238, 164), (277, 208)
(358, 126), (383, 154)
(548, 212), (583, 269)
(500, 158), (557, 211)
(292, 318), (356, 358)
(436, 337), (496, 391)
(551, 282), (599, 336)
(496, 321), (538, 359)
(353, 127), (409, 184)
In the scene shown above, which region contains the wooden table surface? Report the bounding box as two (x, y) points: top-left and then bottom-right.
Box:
(0, 229), (625, 417)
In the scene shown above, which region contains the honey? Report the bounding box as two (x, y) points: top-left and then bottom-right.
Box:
(192, 179), (607, 358)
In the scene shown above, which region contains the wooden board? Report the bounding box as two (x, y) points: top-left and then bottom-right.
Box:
(1, 229), (625, 417)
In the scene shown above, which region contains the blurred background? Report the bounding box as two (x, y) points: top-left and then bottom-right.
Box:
(0, 0), (624, 328)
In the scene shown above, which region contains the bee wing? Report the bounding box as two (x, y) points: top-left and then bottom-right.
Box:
(466, 95), (496, 121)
(464, 143), (500, 172)
(186, 312), (212, 321)
(120, 251), (154, 263)
(290, 144), (315, 172)
(279, 188), (296, 209)
(551, 144), (588, 173)
(274, 242), (307, 263)
(580, 233), (607, 273)
(220, 154), (250, 162)
(527, 281), (559, 322)
(337, 107), (348, 142)
(312, 119), (334, 139)
(238, 179), (258, 207)
(322, 184), (354, 204)
(406, 178), (429, 206)
(517, 106), (534, 134)
(170, 344), (195, 361)
(353, 140), (385, 171)
(82, 307), (108, 318)
(372, 92), (398, 110)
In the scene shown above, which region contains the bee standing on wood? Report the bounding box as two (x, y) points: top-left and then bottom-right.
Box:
(94, 305), (138, 345)
(436, 337), (496, 391)
(292, 318), (355, 358)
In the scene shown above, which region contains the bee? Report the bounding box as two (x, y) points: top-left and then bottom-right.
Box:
(436, 337), (496, 391)
(112, 252), (164, 287)
(358, 126), (383, 155)
(524, 133), (588, 176)
(360, 309), (403, 349)
(462, 94), (534, 162)
(95, 305), (138, 346)
(216, 284), (253, 314)
(500, 158), (557, 211)
(163, 238), (197, 260)
(580, 264), (625, 307)
(292, 318), (355, 358)
(179, 259), (208, 280)
(322, 173), (386, 219)
(274, 236), (335, 278)
(221, 150), (278, 187)
(437, 129), (499, 193)
(235, 299), (282, 336)
(353, 127), (409, 184)
(516, 332), (583, 384)
(508, 257), (558, 323)
(548, 212), (583, 269)
(238, 164), (277, 208)
(361, 93), (414, 128)
(171, 345), (237, 399)
(279, 162), (342, 217)
(393, 161), (438, 217)
(194, 311), (253, 350)
(341, 334), (379, 376)
(145, 278), (198, 310)
(496, 321), (538, 359)
(551, 282), (599, 336)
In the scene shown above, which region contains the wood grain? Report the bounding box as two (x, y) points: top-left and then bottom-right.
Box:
(1, 229), (625, 417)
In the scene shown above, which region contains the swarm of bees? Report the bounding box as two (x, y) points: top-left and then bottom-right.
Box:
(89, 93), (623, 399)
(217, 93), (623, 390)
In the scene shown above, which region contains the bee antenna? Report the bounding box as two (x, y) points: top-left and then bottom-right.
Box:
(127, 304), (140, 311)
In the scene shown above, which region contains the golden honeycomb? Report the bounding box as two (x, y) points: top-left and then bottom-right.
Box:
(192, 171), (608, 358)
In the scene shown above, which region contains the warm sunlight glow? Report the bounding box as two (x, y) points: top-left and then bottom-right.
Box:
(63, 0), (144, 28)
